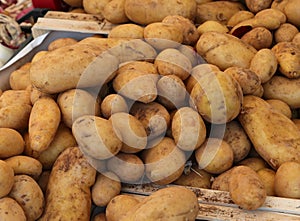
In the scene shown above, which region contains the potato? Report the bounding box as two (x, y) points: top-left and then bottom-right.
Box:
(263, 76), (300, 109)
(173, 166), (212, 189)
(238, 95), (300, 169)
(197, 20), (229, 37)
(274, 23), (299, 43)
(195, 1), (245, 25)
(224, 67), (261, 95)
(0, 89), (31, 108)
(37, 123), (77, 170)
(162, 15), (199, 46)
(103, 0), (129, 24)
(142, 137), (186, 185)
(124, 0), (197, 25)
(63, 0), (82, 7)
(72, 115), (122, 160)
(30, 85), (53, 105)
(190, 71), (243, 124)
(100, 94), (128, 119)
(0, 160), (14, 198)
(93, 213), (107, 221)
(211, 168), (233, 191)
(48, 37), (78, 51)
(9, 175), (44, 221)
(130, 101), (170, 141)
(293, 119), (300, 131)
(0, 197), (26, 221)
(279, 0), (300, 28)
(241, 27), (273, 50)
(0, 128), (24, 158)
(178, 45), (201, 67)
(107, 153), (144, 183)
(227, 10), (254, 28)
(155, 48), (192, 80)
(144, 22), (183, 51)
(92, 172), (121, 207)
(196, 32), (257, 70)
(40, 147), (96, 221)
(5, 156), (42, 180)
(9, 62), (31, 90)
(272, 42), (300, 79)
(109, 112), (147, 153)
(238, 157), (268, 172)
(257, 168), (276, 196)
(29, 97), (60, 152)
(253, 8), (286, 30)
(82, 0), (109, 14)
(250, 48), (278, 83)
(195, 138), (234, 174)
(38, 170), (50, 193)
(121, 186), (199, 221)
(245, 0), (272, 13)
(31, 51), (48, 63)
(252, 85), (264, 97)
(108, 24), (144, 39)
(172, 107), (206, 151)
(106, 194), (140, 221)
(274, 161), (300, 198)
(0, 104), (32, 130)
(57, 88), (100, 128)
(229, 166), (266, 210)
(266, 99), (292, 119)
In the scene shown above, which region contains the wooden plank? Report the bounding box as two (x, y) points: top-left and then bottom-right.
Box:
(44, 11), (105, 22)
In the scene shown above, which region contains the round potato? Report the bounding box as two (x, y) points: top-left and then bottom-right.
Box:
(257, 168), (276, 196)
(245, 0), (272, 13)
(83, 0), (110, 14)
(0, 197), (26, 221)
(0, 160), (14, 198)
(48, 38), (78, 51)
(266, 99), (292, 118)
(9, 62), (31, 90)
(238, 157), (268, 172)
(241, 27), (273, 50)
(274, 23), (299, 43)
(93, 213), (107, 221)
(108, 24), (144, 39)
(100, 94), (128, 119)
(0, 128), (24, 158)
(227, 10), (254, 27)
(292, 33), (300, 48)
(211, 168), (233, 191)
(102, 0), (129, 24)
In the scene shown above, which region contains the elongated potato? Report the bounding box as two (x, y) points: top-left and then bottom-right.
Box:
(29, 97), (61, 152)
(0, 160), (14, 198)
(0, 197), (26, 221)
(0, 89), (31, 108)
(238, 95), (300, 169)
(0, 128), (24, 158)
(40, 147), (96, 221)
(108, 24), (144, 39)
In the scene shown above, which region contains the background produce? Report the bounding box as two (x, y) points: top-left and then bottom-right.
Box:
(0, 0), (300, 220)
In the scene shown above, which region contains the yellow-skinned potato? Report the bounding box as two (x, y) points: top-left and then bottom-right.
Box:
(254, 8), (286, 30)
(9, 175), (44, 221)
(92, 172), (121, 207)
(196, 32), (257, 70)
(0, 89), (31, 108)
(47, 37), (78, 51)
(274, 23), (299, 43)
(9, 62), (31, 90)
(197, 21), (229, 36)
(211, 167), (233, 191)
(245, 0), (272, 13)
(83, 0), (109, 14)
(293, 33), (300, 48)
(30, 85), (53, 105)
(266, 99), (292, 119)
(0, 197), (26, 221)
(241, 27), (273, 50)
(252, 85), (264, 97)
(257, 168), (276, 196)
(29, 97), (61, 152)
(229, 166), (266, 210)
(93, 213), (107, 221)
(124, 0), (197, 25)
(103, 0), (129, 24)
(227, 10), (254, 28)
(0, 160), (14, 198)
(178, 45), (201, 67)
(31, 51), (48, 63)
(40, 147), (96, 221)
(0, 128), (24, 158)
(273, 0), (300, 28)
(108, 24), (144, 39)
(238, 95), (300, 169)
(238, 157), (268, 172)
(100, 94), (128, 119)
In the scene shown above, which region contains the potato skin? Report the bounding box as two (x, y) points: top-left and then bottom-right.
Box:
(108, 24), (144, 39)
(103, 0), (129, 24)
(257, 168), (276, 196)
(47, 38), (78, 51)
(0, 128), (24, 158)
(100, 94), (128, 119)
(0, 160), (14, 198)
(9, 62), (31, 90)
(241, 27), (273, 50)
(0, 197), (26, 221)
(40, 147), (96, 221)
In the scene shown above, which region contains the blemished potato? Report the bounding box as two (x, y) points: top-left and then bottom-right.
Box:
(162, 15), (199, 46)
(257, 168), (276, 196)
(253, 8), (286, 30)
(250, 48), (278, 83)
(106, 194), (140, 221)
(40, 147), (96, 221)
(109, 112), (147, 153)
(29, 97), (61, 152)
(142, 137), (186, 185)
(72, 115), (122, 160)
(274, 23), (299, 43)
(292, 33), (300, 48)
(9, 175), (44, 221)
(272, 42), (300, 79)
(173, 166), (212, 189)
(38, 170), (50, 193)
(102, 0), (129, 24)
(238, 157), (268, 172)
(241, 27), (273, 50)
(37, 123), (77, 170)
(92, 172), (121, 207)
(107, 153), (145, 183)
(263, 76), (300, 109)
(190, 71), (243, 124)
(197, 21), (229, 36)
(195, 1), (245, 25)
(224, 67), (261, 95)
(5, 156), (42, 180)
(195, 138), (234, 174)
(9, 62), (31, 90)
(47, 37), (78, 51)
(196, 32), (257, 70)
(0, 160), (14, 198)
(274, 161), (300, 198)
(227, 10), (254, 28)
(0, 197), (26, 221)
(144, 22), (183, 51)
(155, 48), (192, 80)
(124, 0), (197, 25)
(172, 107), (206, 151)
(0, 128), (24, 158)
(266, 99), (292, 119)
(0, 89), (31, 108)
(245, 0), (272, 13)
(57, 88), (100, 128)
(108, 24), (144, 39)
(121, 186), (199, 221)
(238, 95), (300, 169)
(100, 94), (128, 119)
(82, 0), (110, 14)
(211, 167), (233, 191)
(229, 166), (266, 210)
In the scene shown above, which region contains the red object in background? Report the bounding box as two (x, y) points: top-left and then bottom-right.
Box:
(32, 0), (69, 11)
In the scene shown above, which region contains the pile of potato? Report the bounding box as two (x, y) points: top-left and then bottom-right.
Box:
(0, 0), (300, 220)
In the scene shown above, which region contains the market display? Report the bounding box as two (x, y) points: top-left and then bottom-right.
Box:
(0, 0), (300, 220)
